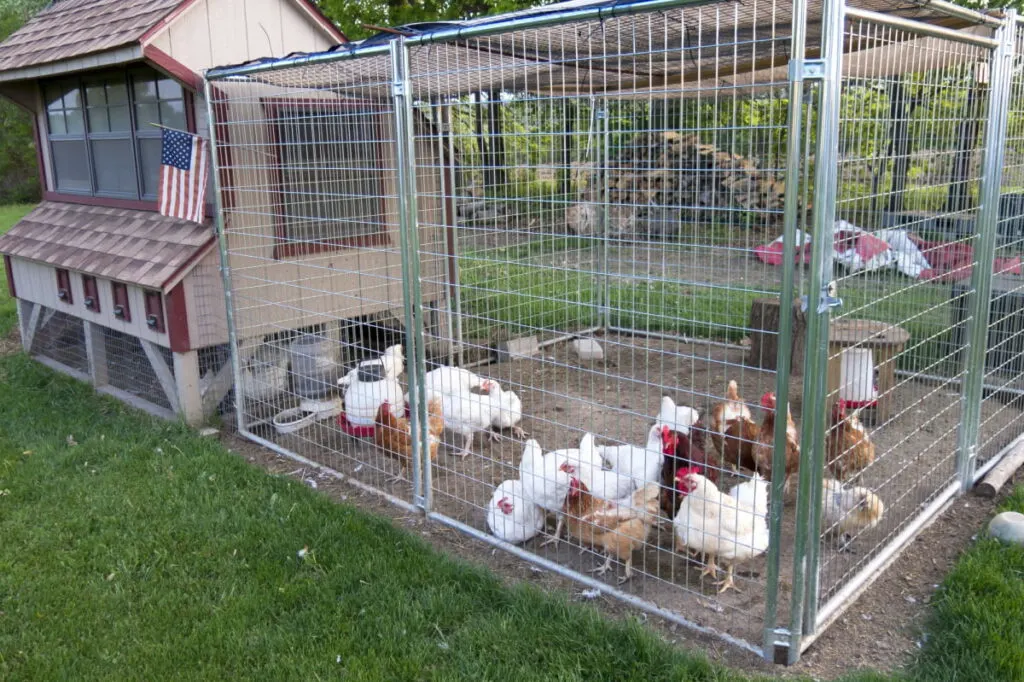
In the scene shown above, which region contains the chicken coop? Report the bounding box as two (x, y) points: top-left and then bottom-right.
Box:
(205, 0), (1024, 663)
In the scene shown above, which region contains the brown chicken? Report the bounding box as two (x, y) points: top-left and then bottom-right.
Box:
(564, 479), (660, 584)
(752, 392), (800, 493)
(826, 401), (875, 483)
(709, 380), (752, 452)
(374, 398), (444, 481)
(660, 421), (721, 518)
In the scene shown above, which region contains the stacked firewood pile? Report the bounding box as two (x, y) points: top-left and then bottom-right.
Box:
(566, 131), (787, 237)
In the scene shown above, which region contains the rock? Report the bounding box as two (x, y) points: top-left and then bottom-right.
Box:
(988, 511), (1024, 545)
(198, 427), (220, 438)
(571, 339), (604, 361)
(495, 335), (539, 361)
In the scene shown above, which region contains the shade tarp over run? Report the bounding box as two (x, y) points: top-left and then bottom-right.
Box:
(205, 0), (997, 97)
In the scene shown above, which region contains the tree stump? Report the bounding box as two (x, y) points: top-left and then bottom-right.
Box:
(748, 297), (807, 374)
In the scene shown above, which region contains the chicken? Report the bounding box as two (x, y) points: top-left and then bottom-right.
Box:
(487, 479), (545, 544)
(423, 366), (494, 396)
(438, 383), (502, 457)
(657, 396), (700, 436)
(571, 433), (635, 502)
(752, 392), (800, 494)
(673, 468), (769, 593)
(489, 385), (527, 439)
(821, 478), (884, 551)
(563, 478), (660, 583)
(719, 415), (761, 474)
(597, 424), (666, 491)
(339, 345), (405, 427)
(660, 420), (720, 518)
(826, 401), (875, 483)
(709, 380), (753, 453)
(373, 397), (444, 481)
(728, 472), (769, 522)
(519, 439), (576, 546)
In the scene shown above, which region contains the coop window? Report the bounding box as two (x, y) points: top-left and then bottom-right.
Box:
(144, 290), (165, 333)
(268, 101), (387, 258)
(112, 282), (131, 321)
(55, 269), (72, 304)
(82, 275), (100, 312)
(43, 68), (188, 201)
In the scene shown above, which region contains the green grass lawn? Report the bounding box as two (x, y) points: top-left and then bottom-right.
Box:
(0, 353), (762, 681)
(0, 203), (35, 336)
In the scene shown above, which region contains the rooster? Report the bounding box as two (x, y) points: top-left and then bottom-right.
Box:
(825, 401), (875, 483)
(563, 478), (660, 584)
(373, 397), (443, 482)
(673, 467), (769, 593)
(752, 392), (800, 494)
(487, 479), (545, 544)
(821, 478), (884, 551)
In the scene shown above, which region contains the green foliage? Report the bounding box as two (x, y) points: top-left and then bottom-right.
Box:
(313, 0), (545, 41)
(0, 203), (35, 335)
(0, 0), (45, 205)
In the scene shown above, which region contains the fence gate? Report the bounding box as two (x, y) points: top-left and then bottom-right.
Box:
(204, 0), (1024, 663)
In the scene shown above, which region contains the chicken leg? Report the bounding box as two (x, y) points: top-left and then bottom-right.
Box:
(699, 553), (719, 579)
(713, 563), (740, 593)
(511, 426), (528, 439)
(588, 554), (613, 577)
(539, 513), (565, 547)
(454, 431), (474, 458)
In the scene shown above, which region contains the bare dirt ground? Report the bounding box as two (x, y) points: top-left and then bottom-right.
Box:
(225, 330), (1024, 680)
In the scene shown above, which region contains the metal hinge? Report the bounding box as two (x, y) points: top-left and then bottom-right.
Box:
(800, 281), (843, 314)
(790, 59), (827, 81)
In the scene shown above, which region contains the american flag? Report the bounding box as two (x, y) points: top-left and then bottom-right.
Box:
(158, 128), (209, 223)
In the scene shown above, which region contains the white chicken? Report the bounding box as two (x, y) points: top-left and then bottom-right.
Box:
(519, 439), (576, 546)
(338, 345), (405, 427)
(572, 433), (635, 502)
(728, 472), (769, 522)
(821, 478), (885, 551)
(596, 424), (667, 491)
(658, 396), (700, 436)
(439, 383), (502, 457)
(673, 468), (769, 593)
(423, 366), (494, 396)
(489, 385), (526, 439)
(486, 479), (545, 544)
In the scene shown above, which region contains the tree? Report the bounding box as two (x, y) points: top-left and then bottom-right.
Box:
(0, 0), (46, 204)
(313, 0), (543, 42)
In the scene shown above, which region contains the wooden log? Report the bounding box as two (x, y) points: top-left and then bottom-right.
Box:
(976, 437), (1024, 498)
(747, 297), (807, 374)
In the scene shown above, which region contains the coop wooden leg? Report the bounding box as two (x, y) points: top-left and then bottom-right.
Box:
(141, 340), (182, 417)
(83, 321), (109, 387)
(173, 351), (204, 426)
(20, 300), (41, 353)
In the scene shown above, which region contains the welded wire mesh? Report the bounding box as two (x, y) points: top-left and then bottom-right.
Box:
(815, 19), (1018, 609)
(406, 7), (800, 649)
(30, 305), (89, 376)
(205, 0), (1020, 661)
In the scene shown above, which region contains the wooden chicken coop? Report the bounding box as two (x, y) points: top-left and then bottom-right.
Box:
(0, 0), (346, 423)
(204, 0), (1024, 665)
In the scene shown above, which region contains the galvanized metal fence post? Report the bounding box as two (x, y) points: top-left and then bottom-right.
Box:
(390, 37), (431, 510)
(787, 0), (846, 662)
(203, 78), (247, 437)
(956, 11), (1016, 492)
(598, 100), (611, 331)
(762, 0), (811, 661)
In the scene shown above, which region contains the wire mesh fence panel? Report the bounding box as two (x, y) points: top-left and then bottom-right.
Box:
(406, 5), (804, 651)
(815, 19), (1007, 614)
(30, 305), (89, 376)
(101, 328), (177, 410)
(207, 51), (448, 507)
(977, 22), (1024, 465)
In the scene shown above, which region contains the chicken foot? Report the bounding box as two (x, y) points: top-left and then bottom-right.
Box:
(539, 513), (565, 547)
(588, 554), (613, 577)
(713, 564), (740, 594)
(699, 554), (719, 579)
(453, 432), (474, 458)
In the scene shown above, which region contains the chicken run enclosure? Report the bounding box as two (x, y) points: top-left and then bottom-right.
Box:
(204, 0), (1024, 662)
